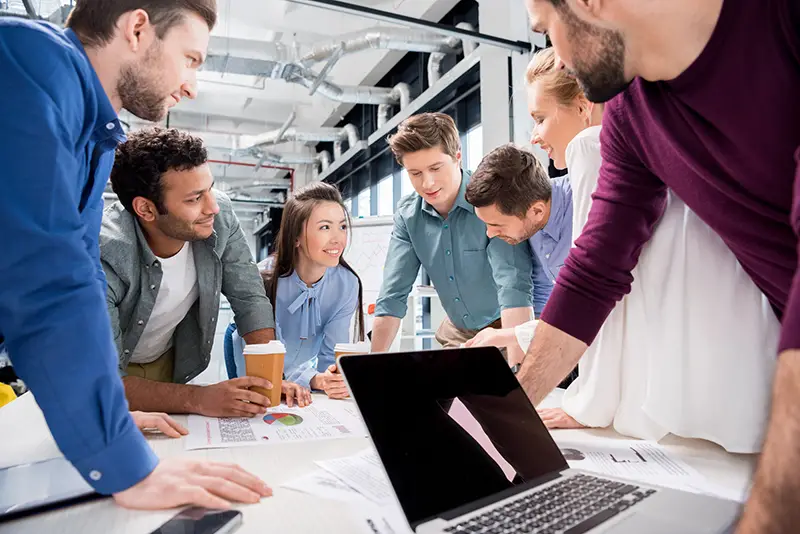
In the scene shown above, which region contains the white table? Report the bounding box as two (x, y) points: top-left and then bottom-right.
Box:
(0, 392), (758, 534)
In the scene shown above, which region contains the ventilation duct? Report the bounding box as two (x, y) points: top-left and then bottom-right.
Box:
(298, 28), (461, 68)
(202, 57), (407, 108)
(428, 23), (478, 86)
(240, 124), (359, 152)
(252, 149), (333, 173)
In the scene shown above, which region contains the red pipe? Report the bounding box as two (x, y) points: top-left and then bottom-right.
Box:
(207, 159), (295, 192)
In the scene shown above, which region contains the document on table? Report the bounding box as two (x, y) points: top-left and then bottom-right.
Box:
(556, 439), (724, 497)
(315, 448), (394, 506)
(184, 396), (367, 450)
(282, 457), (412, 534)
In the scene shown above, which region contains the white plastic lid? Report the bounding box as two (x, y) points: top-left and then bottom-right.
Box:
(243, 340), (286, 354)
(334, 341), (371, 353)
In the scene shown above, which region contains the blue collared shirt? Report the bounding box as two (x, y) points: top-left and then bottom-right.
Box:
(0, 20), (157, 493)
(376, 171), (533, 331)
(230, 265), (360, 388)
(528, 176), (573, 316)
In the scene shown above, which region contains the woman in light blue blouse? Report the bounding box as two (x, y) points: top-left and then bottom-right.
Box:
(225, 182), (364, 399)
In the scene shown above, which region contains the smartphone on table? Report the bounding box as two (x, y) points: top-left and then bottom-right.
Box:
(149, 507), (242, 534)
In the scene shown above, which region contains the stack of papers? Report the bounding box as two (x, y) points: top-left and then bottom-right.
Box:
(282, 449), (411, 534)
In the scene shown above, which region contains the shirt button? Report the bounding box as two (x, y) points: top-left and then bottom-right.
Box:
(443, 224), (449, 229)
(446, 250), (451, 255)
(123, 349), (130, 354)
(137, 320), (144, 325)
(545, 253), (551, 259)
(449, 276), (454, 282)
(207, 340), (211, 345)
(463, 314), (469, 320)
(154, 261), (160, 267)
(89, 470), (103, 481)
(150, 285), (156, 290)
(455, 298), (460, 302)
(105, 123), (114, 131)
(211, 317), (216, 322)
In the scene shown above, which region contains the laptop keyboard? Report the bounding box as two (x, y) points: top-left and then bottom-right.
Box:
(443, 474), (657, 534)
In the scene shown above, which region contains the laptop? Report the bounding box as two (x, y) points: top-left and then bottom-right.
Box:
(0, 457), (105, 523)
(339, 347), (741, 534)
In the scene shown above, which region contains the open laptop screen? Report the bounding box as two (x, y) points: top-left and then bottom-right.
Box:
(340, 347), (568, 529)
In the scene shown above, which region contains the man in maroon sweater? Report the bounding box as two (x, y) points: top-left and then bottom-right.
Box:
(523, 0), (800, 532)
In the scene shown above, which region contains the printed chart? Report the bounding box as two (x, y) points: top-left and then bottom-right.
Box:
(185, 396), (367, 450)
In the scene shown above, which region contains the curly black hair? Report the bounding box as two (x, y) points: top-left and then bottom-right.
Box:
(111, 128), (208, 215)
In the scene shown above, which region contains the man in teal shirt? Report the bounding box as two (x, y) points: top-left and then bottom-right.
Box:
(371, 113), (534, 364)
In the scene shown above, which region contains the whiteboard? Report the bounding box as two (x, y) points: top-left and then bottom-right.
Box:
(344, 215), (395, 308)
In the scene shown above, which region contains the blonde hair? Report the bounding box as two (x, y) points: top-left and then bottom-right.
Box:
(388, 112), (461, 165)
(525, 48), (585, 108)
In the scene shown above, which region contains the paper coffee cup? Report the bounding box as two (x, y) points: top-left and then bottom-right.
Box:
(244, 341), (285, 407)
(334, 341), (371, 361)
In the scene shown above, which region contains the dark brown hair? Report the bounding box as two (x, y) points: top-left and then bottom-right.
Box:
(387, 112), (461, 165)
(111, 127), (207, 215)
(66, 0), (217, 48)
(465, 143), (552, 218)
(265, 182), (365, 342)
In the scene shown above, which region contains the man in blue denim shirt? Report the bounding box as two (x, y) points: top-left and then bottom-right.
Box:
(371, 114), (534, 365)
(0, 0), (270, 511)
(466, 144), (573, 318)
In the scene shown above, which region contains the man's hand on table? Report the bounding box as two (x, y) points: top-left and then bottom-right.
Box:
(192, 377), (273, 417)
(113, 458), (272, 510)
(282, 380), (312, 407)
(130, 411), (188, 438)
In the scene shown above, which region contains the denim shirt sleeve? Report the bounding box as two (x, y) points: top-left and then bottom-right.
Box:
(486, 238), (534, 310)
(375, 210), (422, 318)
(219, 195), (276, 333)
(531, 249), (554, 318)
(319, 272), (359, 371)
(0, 34), (157, 494)
(287, 357), (319, 390)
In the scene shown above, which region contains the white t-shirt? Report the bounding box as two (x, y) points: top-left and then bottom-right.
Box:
(130, 243), (199, 364)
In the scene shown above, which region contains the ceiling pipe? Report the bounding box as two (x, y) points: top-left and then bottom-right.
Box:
(201, 56), (403, 107)
(428, 23), (478, 86)
(298, 28), (461, 68)
(239, 124), (360, 154)
(207, 159), (295, 192)
(285, 0), (531, 53)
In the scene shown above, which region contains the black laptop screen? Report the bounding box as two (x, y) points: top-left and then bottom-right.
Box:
(340, 347), (568, 529)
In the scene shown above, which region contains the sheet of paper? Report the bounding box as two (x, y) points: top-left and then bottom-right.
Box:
(348, 502), (414, 534)
(556, 438), (722, 496)
(282, 467), (412, 534)
(282, 468), (366, 503)
(315, 448), (394, 506)
(184, 396), (367, 450)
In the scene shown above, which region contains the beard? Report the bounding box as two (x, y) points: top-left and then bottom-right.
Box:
(560, 6), (631, 103)
(499, 216), (544, 245)
(155, 212), (213, 243)
(117, 41), (171, 122)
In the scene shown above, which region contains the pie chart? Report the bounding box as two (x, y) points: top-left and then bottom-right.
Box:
(263, 413), (304, 426)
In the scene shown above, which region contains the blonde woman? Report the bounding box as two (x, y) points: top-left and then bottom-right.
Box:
(468, 48), (778, 454)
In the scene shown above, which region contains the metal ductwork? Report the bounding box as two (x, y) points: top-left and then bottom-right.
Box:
(201, 57), (405, 107)
(240, 124), (360, 152)
(298, 28), (461, 67)
(253, 149), (333, 173)
(428, 23), (478, 86)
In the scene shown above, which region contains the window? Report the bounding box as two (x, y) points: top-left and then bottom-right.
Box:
(357, 187), (372, 217)
(400, 169), (414, 199)
(377, 174), (394, 215)
(466, 125), (483, 171)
